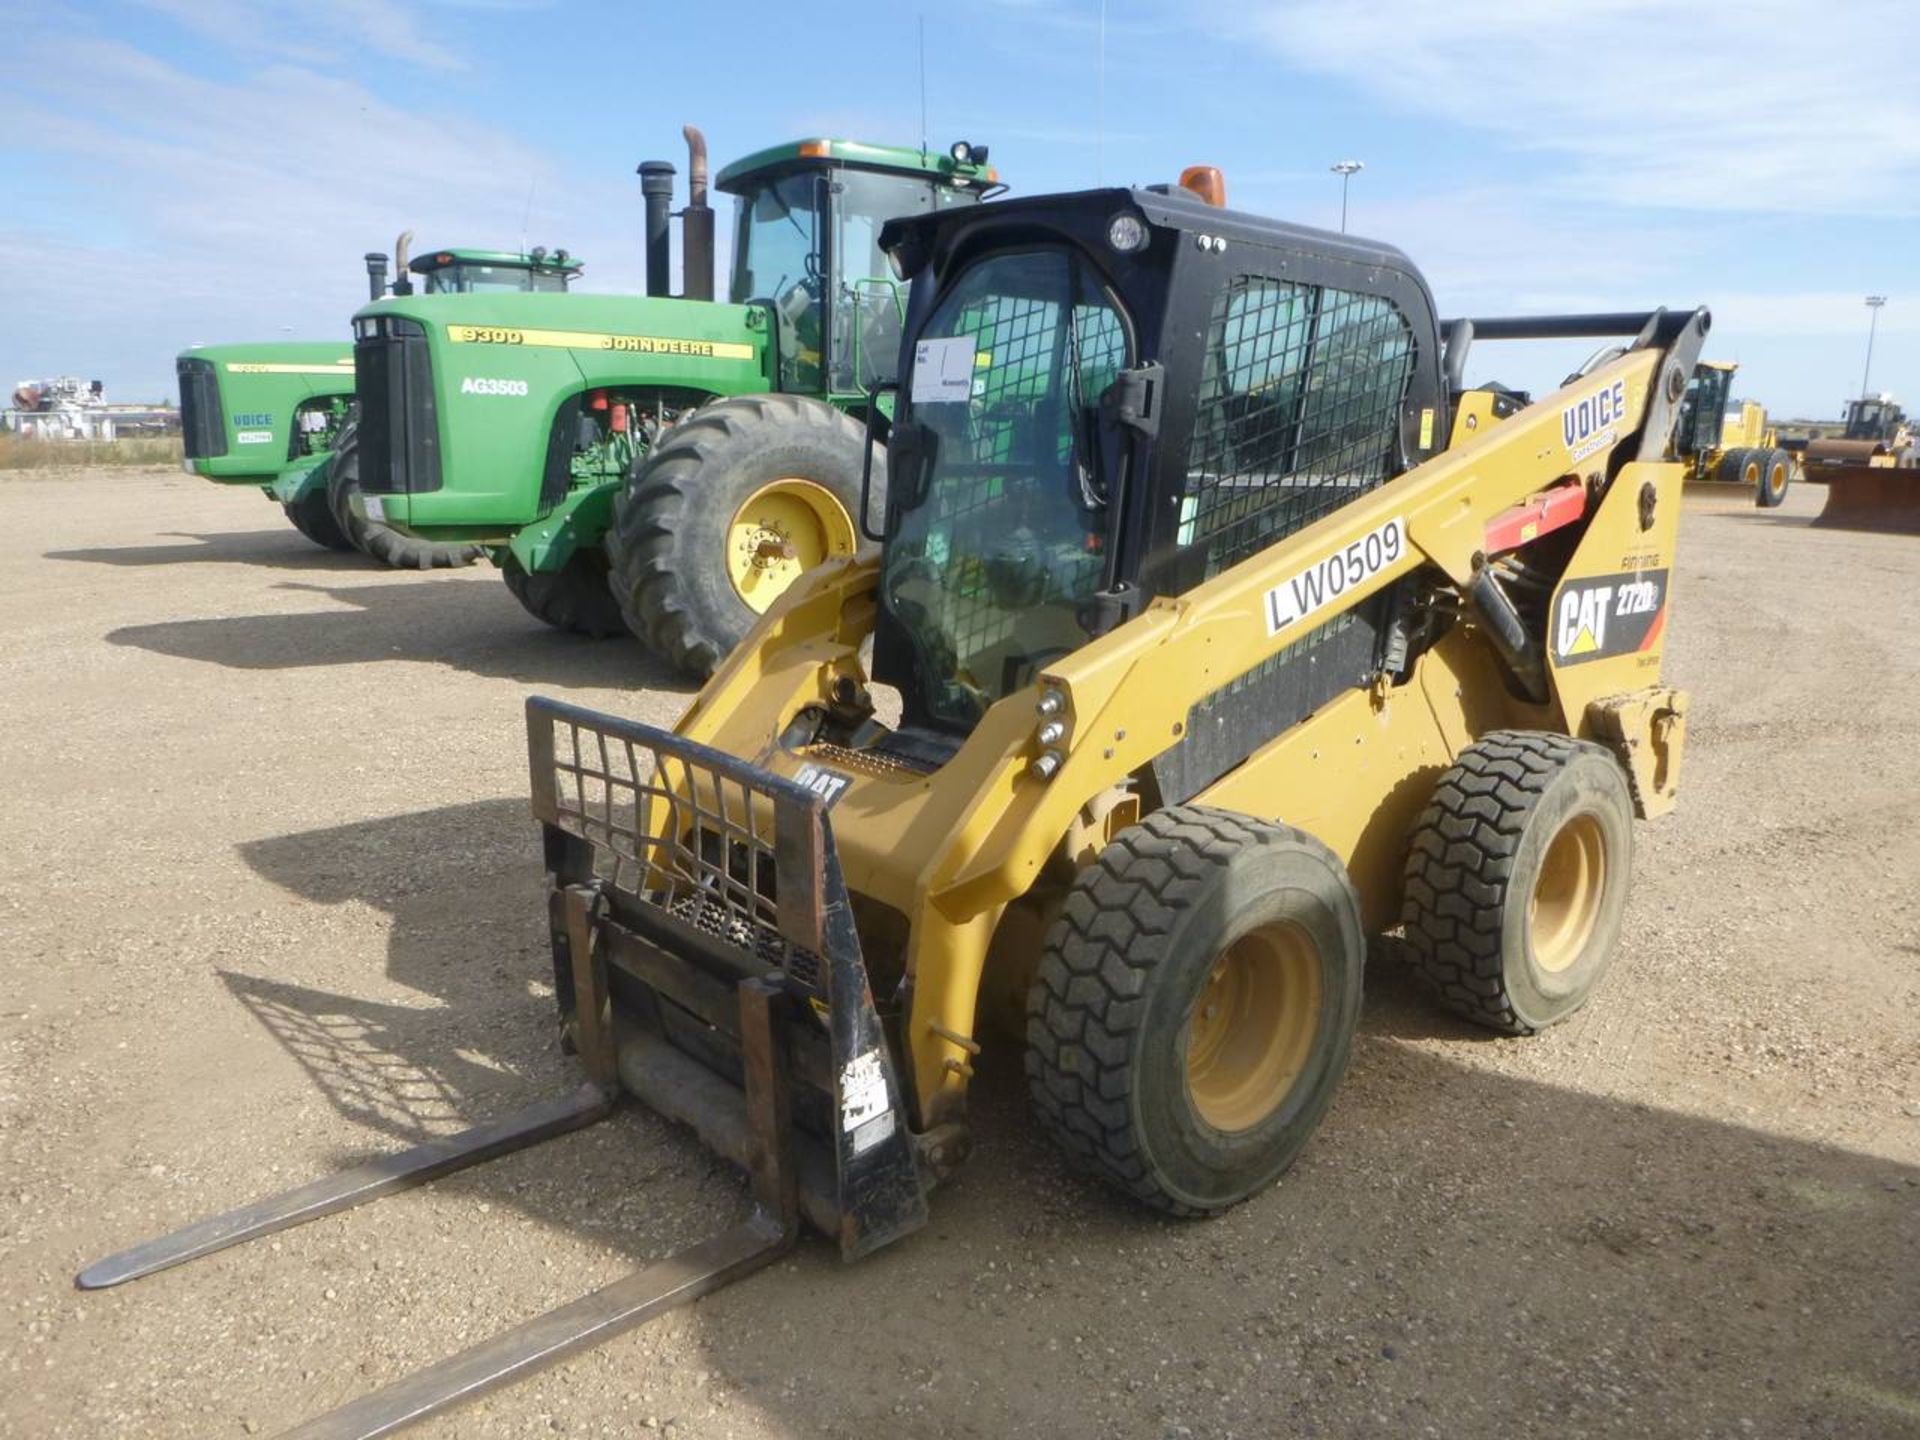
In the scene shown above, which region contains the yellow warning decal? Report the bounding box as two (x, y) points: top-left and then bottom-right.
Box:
(1566, 625), (1600, 655)
(446, 324), (754, 361)
(225, 362), (353, 375)
(1418, 407), (1434, 449)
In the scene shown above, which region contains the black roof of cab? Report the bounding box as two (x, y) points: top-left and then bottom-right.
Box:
(880, 184), (1439, 318)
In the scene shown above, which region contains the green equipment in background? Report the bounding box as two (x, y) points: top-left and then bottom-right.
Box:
(177, 239), (583, 566)
(350, 127), (999, 671)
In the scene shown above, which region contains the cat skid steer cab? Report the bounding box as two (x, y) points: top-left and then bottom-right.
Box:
(81, 171), (1702, 1438)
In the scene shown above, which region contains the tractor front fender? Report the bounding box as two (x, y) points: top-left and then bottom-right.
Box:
(266, 452), (334, 506)
(506, 479), (621, 574)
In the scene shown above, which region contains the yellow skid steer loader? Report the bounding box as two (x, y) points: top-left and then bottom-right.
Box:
(82, 173), (1705, 1437)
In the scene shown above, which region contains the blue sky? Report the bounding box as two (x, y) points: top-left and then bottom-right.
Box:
(3, 0), (1914, 417)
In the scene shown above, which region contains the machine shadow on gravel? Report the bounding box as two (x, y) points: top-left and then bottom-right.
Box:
(103, 578), (694, 689)
(212, 803), (1919, 1439)
(46, 529), (372, 571)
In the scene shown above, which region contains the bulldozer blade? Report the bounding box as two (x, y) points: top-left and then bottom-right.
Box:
(76, 1083), (614, 1291)
(1814, 466), (1920, 534)
(277, 1211), (793, 1440)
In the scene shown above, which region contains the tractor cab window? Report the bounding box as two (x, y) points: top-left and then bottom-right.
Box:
(421, 263), (571, 294)
(828, 170), (979, 395)
(880, 247), (1129, 731)
(732, 172), (826, 392)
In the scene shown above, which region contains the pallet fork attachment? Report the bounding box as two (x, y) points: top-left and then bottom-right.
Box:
(77, 697), (929, 1437)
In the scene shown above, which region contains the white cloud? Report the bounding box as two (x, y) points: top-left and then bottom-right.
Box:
(131, 0), (467, 72)
(0, 17), (645, 397)
(1222, 0), (1920, 217)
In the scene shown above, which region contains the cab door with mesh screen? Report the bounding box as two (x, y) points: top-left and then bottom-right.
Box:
(875, 247), (1130, 732)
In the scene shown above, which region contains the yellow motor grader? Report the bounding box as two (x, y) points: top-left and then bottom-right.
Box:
(81, 171), (1704, 1437)
(1675, 359), (1794, 506)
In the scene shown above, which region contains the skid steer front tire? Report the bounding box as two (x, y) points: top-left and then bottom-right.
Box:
(1400, 731), (1634, 1035)
(606, 394), (871, 679)
(501, 550), (629, 638)
(1026, 806), (1365, 1217)
(282, 484), (352, 551)
(1756, 448), (1792, 508)
(326, 418), (484, 570)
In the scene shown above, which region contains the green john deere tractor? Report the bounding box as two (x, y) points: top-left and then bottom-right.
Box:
(348, 127), (999, 670)
(178, 237), (582, 566)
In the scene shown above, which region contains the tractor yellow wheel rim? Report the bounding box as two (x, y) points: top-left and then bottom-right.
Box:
(1186, 922), (1322, 1133)
(725, 478), (857, 614)
(1741, 458), (1762, 486)
(1528, 813), (1607, 973)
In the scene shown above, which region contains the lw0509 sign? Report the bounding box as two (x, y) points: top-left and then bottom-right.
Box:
(1263, 516), (1407, 636)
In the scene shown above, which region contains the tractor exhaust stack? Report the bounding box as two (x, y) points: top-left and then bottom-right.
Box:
(638, 159), (676, 298)
(363, 252), (389, 302)
(681, 124), (715, 302)
(391, 230), (415, 297)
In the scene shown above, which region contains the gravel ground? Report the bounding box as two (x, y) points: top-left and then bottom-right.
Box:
(1, 468), (1916, 1440)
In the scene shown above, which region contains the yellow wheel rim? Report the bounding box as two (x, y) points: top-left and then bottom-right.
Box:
(1741, 458), (1762, 486)
(1528, 813), (1606, 973)
(725, 478), (856, 614)
(1186, 922), (1322, 1133)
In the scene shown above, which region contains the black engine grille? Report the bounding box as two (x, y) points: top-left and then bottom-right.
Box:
(355, 319), (442, 494)
(176, 358), (225, 458)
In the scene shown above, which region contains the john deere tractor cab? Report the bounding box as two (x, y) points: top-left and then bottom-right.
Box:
(346, 128), (998, 669)
(1674, 360), (1792, 506)
(177, 233), (580, 563)
(409, 246), (581, 294)
(87, 169), (1707, 1437)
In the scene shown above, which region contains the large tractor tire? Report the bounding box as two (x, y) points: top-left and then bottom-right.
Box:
(501, 550), (628, 639)
(1025, 805), (1365, 1217)
(607, 394), (871, 679)
(325, 418), (484, 570)
(282, 485), (353, 552)
(1401, 731), (1634, 1035)
(1716, 446), (1764, 492)
(1755, 448), (1792, 508)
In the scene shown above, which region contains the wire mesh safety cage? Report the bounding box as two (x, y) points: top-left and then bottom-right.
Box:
(1182, 276), (1415, 580)
(1173, 278), (1414, 712)
(528, 698), (829, 995)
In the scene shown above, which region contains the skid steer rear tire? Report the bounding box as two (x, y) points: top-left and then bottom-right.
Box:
(326, 418), (484, 570)
(1400, 731), (1633, 1035)
(501, 550), (629, 638)
(1026, 805), (1365, 1217)
(606, 394), (873, 679)
(282, 484), (353, 551)
(1756, 448), (1792, 508)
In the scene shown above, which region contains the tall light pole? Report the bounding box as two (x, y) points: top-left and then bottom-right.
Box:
(1330, 160), (1363, 233)
(1861, 295), (1887, 399)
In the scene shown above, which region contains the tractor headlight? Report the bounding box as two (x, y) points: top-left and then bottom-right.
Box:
(885, 244), (911, 282)
(1107, 212), (1148, 253)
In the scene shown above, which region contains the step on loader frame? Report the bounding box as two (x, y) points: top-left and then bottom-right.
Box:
(78, 697), (928, 1438)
